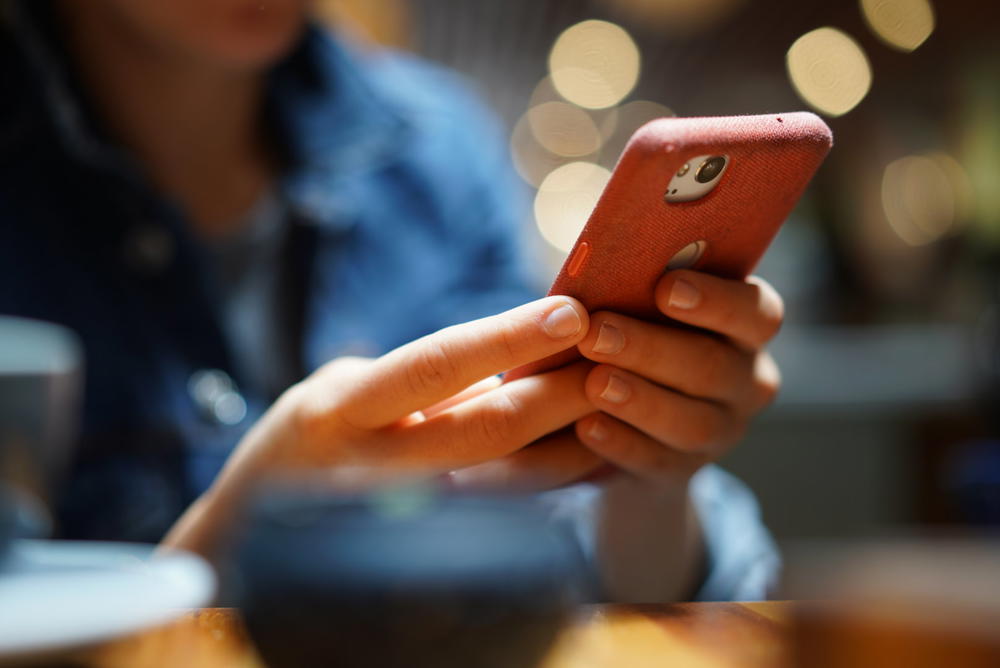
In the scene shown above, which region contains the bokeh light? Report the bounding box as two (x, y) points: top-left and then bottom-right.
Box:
(313, 0), (411, 47)
(881, 154), (966, 246)
(928, 151), (975, 222)
(860, 0), (935, 52)
(548, 20), (640, 110)
(527, 101), (602, 158)
(530, 75), (619, 143)
(534, 162), (611, 252)
(509, 111), (580, 188)
(786, 27), (872, 117)
(528, 75), (564, 108)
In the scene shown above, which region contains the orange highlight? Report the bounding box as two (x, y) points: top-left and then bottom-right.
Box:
(567, 241), (591, 277)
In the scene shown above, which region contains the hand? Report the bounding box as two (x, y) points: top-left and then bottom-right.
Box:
(165, 296), (610, 557)
(449, 271), (783, 492)
(448, 270), (784, 603)
(221, 297), (609, 490)
(574, 270), (783, 482)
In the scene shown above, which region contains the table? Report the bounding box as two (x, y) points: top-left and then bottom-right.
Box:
(81, 602), (791, 668)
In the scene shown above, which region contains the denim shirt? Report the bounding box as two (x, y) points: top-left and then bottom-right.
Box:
(0, 4), (777, 600)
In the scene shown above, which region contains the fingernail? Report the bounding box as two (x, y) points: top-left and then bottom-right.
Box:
(587, 418), (608, 441)
(600, 373), (631, 404)
(592, 322), (625, 355)
(543, 302), (582, 338)
(669, 279), (701, 310)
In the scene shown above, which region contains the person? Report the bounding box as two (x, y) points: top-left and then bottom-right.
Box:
(0, 0), (783, 601)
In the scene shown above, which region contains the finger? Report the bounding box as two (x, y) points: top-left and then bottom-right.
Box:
(584, 364), (745, 456)
(654, 271), (784, 350)
(343, 297), (588, 429)
(578, 311), (756, 404)
(749, 350), (781, 415)
(446, 429), (603, 492)
(375, 361), (595, 470)
(575, 414), (702, 483)
(422, 375), (503, 418)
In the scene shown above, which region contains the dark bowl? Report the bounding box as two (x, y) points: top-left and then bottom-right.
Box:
(232, 490), (593, 668)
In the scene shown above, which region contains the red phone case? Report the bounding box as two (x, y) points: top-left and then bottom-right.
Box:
(507, 112), (832, 381)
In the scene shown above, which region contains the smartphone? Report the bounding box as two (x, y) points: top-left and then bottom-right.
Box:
(506, 112), (832, 381)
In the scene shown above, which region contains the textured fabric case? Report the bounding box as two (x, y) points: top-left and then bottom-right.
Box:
(508, 112), (832, 380)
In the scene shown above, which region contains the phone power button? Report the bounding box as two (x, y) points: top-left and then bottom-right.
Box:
(567, 241), (591, 277)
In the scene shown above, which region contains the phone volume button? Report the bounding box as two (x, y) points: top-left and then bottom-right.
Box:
(567, 241), (591, 277)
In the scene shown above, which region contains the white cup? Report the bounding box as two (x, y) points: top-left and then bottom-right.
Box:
(0, 316), (82, 554)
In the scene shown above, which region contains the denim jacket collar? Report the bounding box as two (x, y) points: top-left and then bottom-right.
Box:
(8, 1), (411, 231)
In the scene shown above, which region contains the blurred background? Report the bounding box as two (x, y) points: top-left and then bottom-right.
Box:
(318, 0), (1000, 546)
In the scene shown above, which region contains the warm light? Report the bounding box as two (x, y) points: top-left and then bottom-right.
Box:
(528, 102), (603, 158)
(787, 27), (872, 117)
(598, 100), (674, 168)
(927, 152), (974, 222)
(510, 111), (581, 188)
(860, 0), (935, 52)
(548, 20), (640, 110)
(529, 75), (562, 108)
(598, 0), (746, 35)
(531, 75), (619, 150)
(881, 154), (960, 246)
(313, 0), (411, 48)
(534, 162), (611, 252)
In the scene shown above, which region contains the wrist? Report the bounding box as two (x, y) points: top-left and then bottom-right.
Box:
(595, 473), (703, 602)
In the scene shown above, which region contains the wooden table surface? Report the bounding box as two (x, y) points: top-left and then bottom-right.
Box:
(81, 602), (791, 668)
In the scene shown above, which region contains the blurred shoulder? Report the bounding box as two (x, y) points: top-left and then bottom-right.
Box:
(364, 47), (496, 127)
(305, 27), (506, 148)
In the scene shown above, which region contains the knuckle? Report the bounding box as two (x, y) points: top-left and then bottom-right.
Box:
(283, 362), (368, 442)
(701, 278), (732, 311)
(752, 281), (785, 344)
(405, 339), (460, 396)
(713, 297), (742, 333)
(283, 382), (361, 452)
(696, 339), (735, 391)
(286, 398), (331, 457)
(768, 288), (786, 325)
(679, 408), (722, 451)
(759, 307), (784, 344)
(495, 321), (523, 364)
(751, 352), (782, 408)
(755, 375), (780, 408)
(468, 391), (522, 451)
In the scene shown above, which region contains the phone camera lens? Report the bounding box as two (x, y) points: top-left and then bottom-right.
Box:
(695, 156), (727, 183)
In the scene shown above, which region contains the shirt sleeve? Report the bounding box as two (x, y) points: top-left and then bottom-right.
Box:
(536, 465), (781, 602)
(688, 465), (781, 601)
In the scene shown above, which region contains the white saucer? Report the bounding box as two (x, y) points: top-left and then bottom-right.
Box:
(0, 539), (215, 659)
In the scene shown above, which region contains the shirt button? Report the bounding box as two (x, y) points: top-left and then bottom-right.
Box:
(122, 224), (175, 274)
(188, 369), (247, 426)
